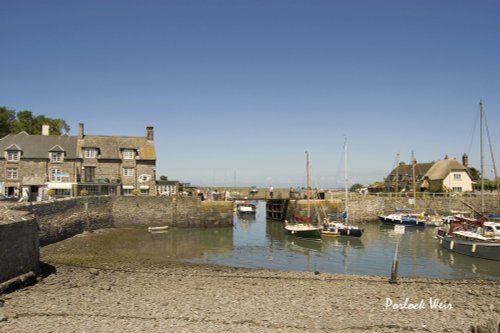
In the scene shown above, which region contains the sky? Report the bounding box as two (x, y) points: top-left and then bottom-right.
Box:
(1, 0), (500, 188)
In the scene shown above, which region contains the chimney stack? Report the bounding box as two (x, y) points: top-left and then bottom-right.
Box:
(462, 153), (469, 168)
(146, 126), (154, 141)
(78, 123), (84, 139)
(42, 124), (50, 136)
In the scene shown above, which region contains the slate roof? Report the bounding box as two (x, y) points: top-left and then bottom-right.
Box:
(78, 135), (156, 160)
(0, 132), (78, 159)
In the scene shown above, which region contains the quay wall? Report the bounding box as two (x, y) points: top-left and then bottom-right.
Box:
(287, 194), (500, 223)
(111, 196), (234, 228)
(0, 218), (40, 284)
(13, 196), (233, 246)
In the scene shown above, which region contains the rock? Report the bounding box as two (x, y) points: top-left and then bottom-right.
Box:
(89, 268), (99, 276)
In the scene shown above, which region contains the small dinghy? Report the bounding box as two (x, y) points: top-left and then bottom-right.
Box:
(148, 226), (169, 232)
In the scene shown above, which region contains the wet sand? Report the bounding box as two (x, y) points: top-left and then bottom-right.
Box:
(0, 260), (499, 333)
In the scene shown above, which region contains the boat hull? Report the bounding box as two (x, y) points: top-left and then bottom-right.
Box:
(378, 215), (426, 227)
(437, 233), (500, 261)
(285, 225), (322, 239)
(339, 228), (363, 237)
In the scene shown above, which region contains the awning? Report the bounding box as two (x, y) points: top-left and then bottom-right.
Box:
(140, 185), (149, 189)
(122, 185), (134, 189)
(47, 182), (74, 189)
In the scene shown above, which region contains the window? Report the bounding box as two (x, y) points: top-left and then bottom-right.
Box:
(140, 188), (150, 195)
(453, 173), (462, 180)
(123, 188), (133, 196)
(123, 167), (134, 177)
(122, 149), (135, 160)
(84, 148), (98, 159)
(51, 152), (63, 162)
(50, 168), (62, 182)
(452, 187), (463, 193)
(6, 151), (20, 161)
(6, 168), (18, 180)
(84, 166), (96, 182)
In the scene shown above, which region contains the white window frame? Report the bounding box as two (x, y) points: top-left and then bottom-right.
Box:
(123, 188), (133, 196)
(453, 173), (462, 181)
(51, 152), (64, 162)
(84, 148), (98, 159)
(123, 167), (134, 177)
(50, 168), (62, 182)
(6, 151), (20, 161)
(6, 168), (18, 180)
(140, 188), (150, 195)
(122, 149), (135, 160)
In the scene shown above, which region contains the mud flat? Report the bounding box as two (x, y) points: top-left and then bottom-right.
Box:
(0, 259), (499, 333)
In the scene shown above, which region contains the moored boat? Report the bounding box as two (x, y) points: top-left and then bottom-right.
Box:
(378, 213), (426, 227)
(284, 214), (322, 239)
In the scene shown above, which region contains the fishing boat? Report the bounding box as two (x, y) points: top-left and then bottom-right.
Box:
(321, 140), (364, 238)
(436, 100), (500, 260)
(284, 151), (322, 240)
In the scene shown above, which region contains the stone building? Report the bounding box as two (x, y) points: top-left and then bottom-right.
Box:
(0, 123), (157, 200)
(384, 154), (473, 193)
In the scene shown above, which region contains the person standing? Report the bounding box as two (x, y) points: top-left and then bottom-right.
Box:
(269, 186), (274, 199)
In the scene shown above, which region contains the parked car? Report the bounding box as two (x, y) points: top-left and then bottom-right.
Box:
(250, 186), (258, 194)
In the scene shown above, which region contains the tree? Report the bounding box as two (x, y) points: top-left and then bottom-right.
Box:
(0, 107), (16, 137)
(468, 167), (481, 181)
(349, 183), (364, 192)
(159, 175), (168, 181)
(0, 107), (70, 135)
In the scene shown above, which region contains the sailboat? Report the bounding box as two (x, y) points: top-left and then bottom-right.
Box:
(322, 140), (364, 238)
(378, 152), (428, 227)
(436, 100), (500, 261)
(284, 151), (322, 239)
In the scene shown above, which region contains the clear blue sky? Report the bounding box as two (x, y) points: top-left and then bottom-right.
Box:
(2, 0), (499, 187)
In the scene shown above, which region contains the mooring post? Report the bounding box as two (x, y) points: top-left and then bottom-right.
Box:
(389, 225), (405, 284)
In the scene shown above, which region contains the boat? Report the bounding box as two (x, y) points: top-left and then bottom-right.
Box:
(322, 140), (364, 238)
(148, 226), (169, 232)
(236, 202), (257, 216)
(284, 151), (322, 240)
(436, 100), (500, 260)
(378, 211), (427, 227)
(284, 214), (322, 239)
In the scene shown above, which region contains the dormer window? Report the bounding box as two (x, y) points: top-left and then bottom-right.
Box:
(84, 148), (98, 159)
(51, 152), (64, 162)
(122, 149), (135, 160)
(6, 151), (20, 162)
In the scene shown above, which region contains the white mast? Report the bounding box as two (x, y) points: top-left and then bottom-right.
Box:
(480, 99), (485, 213)
(306, 151), (310, 219)
(344, 139), (349, 225)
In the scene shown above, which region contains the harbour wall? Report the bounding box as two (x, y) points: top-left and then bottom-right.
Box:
(1, 197), (232, 284)
(13, 196), (233, 246)
(0, 218), (40, 285)
(288, 194), (500, 223)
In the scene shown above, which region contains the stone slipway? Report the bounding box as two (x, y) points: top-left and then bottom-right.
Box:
(0, 261), (499, 333)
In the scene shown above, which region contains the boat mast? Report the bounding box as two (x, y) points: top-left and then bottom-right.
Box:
(480, 100), (485, 213)
(306, 151), (310, 219)
(412, 151), (416, 210)
(344, 139), (349, 225)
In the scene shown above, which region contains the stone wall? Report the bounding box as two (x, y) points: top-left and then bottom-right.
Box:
(14, 196), (233, 246)
(286, 194), (500, 223)
(111, 196), (233, 228)
(0, 218), (40, 283)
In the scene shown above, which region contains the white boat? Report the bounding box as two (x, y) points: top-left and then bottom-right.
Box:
(284, 151), (322, 240)
(148, 226), (169, 232)
(321, 140), (363, 238)
(236, 202), (256, 215)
